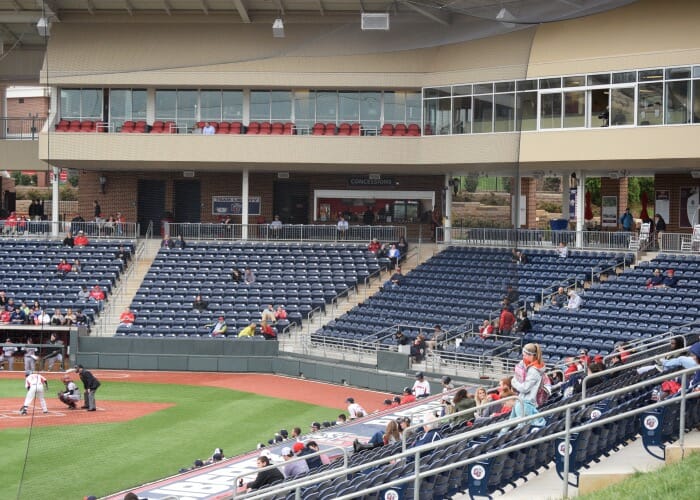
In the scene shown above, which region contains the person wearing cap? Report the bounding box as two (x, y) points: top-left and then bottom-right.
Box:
(345, 397), (366, 419)
(661, 342), (700, 390)
(58, 373), (81, 409)
(412, 372), (431, 398)
(210, 316), (228, 336)
(280, 446), (309, 478)
(401, 387), (416, 404)
(660, 269), (679, 288)
(441, 375), (454, 393)
(74, 364), (101, 411)
(74, 231), (89, 246)
(646, 268), (664, 289)
(19, 369), (48, 415)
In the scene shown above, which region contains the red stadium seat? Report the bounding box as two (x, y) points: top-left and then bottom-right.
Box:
(407, 123), (421, 136)
(270, 122), (284, 135)
(380, 123), (394, 136)
(246, 122), (260, 134)
(337, 123), (351, 136)
(394, 123), (408, 136)
(55, 119), (70, 131)
(312, 123), (325, 135)
(230, 122), (243, 134)
(350, 123), (362, 136)
(324, 123), (337, 135)
(68, 120), (81, 132)
(283, 122), (295, 135)
(423, 124), (433, 136)
(259, 122), (272, 135)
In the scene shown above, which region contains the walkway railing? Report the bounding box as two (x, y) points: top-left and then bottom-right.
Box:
(165, 223), (405, 243)
(1, 117), (46, 140)
(0, 220), (139, 239)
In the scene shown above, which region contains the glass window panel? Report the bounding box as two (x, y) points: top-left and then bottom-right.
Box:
(339, 92), (359, 122)
(109, 90), (128, 119)
(494, 93), (515, 132)
(406, 92), (421, 124)
(563, 91), (585, 128)
(516, 91), (537, 131)
(473, 83), (493, 95)
(155, 90), (177, 119)
(271, 91), (292, 120)
(60, 89), (81, 118)
(316, 91), (337, 122)
(452, 84), (472, 96)
(587, 74), (610, 86)
(222, 91), (243, 120)
(638, 83), (663, 126)
(359, 91), (381, 129)
(294, 90), (315, 127)
(590, 89), (609, 127)
(666, 67), (691, 80)
(81, 89), (102, 119)
(693, 66), (700, 78)
(250, 91), (271, 121)
(540, 93), (562, 129)
(177, 90), (197, 129)
(665, 80), (691, 124)
(539, 77), (561, 89)
(693, 80), (700, 124)
(609, 87), (635, 126)
(452, 96), (471, 134)
(384, 91), (405, 123)
(472, 95), (493, 133)
(423, 87), (450, 98)
(200, 90), (222, 121)
(639, 69), (663, 82)
(132, 90), (147, 119)
(516, 80), (537, 91)
(564, 76), (585, 88)
(423, 99), (437, 135)
(495, 81), (515, 93)
(613, 72), (636, 84)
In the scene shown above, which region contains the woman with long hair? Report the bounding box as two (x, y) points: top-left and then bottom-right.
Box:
(510, 342), (546, 426)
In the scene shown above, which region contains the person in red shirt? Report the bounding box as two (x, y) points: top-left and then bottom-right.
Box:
(74, 231), (89, 246)
(400, 387), (416, 404)
(498, 306), (515, 336)
(478, 319), (494, 339)
(0, 309), (11, 324)
(260, 320), (276, 340)
(3, 211), (18, 234)
(56, 259), (72, 275)
(275, 306), (287, 320)
(367, 238), (381, 254)
(119, 307), (135, 327)
(89, 285), (105, 302)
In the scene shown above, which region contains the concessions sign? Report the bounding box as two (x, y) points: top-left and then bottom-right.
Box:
(348, 176), (395, 187)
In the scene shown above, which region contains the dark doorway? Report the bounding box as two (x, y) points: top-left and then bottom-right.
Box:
(174, 180), (201, 223)
(273, 181), (309, 224)
(137, 180), (166, 236)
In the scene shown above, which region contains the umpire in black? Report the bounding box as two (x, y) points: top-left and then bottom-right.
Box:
(74, 365), (101, 412)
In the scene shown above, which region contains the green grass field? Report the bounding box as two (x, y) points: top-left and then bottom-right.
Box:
(0, 379), (340, 500)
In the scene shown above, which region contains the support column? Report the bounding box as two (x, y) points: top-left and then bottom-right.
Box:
(0, 85), (6, 139)
(444, 173), (452, 242)
(51, 166), (59, 236)
(511, 174), (522, 228)
(601, 177), (629, 231)
(521, 177), (537, 229)
(575, 171), (585, 247)
(562, 171), (571, 221)
(241, 168), (249, 240)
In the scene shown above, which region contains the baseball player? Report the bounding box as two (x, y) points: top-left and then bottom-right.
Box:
(58, 374), (81, 409)
(2, 338), (17, 370)
(43, 333), (64, 371)
(23, 338), (38, 373)
(20, 371), (48, 415)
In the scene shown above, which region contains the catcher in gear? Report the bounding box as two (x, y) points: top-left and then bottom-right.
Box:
(58, 374), (81, 409)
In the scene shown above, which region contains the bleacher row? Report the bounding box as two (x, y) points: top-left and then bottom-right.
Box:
(120, 243), (384, 337)
(311, 246), (629, 354)
(0, 239), (134, 323)
(55, 120), (424, 136)
(248, 362), (699, 500)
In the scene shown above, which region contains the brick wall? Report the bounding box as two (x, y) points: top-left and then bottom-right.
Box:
(600, 177), (628, 231)
(6, 96), (48, 118)
(655, 173), (698, 232)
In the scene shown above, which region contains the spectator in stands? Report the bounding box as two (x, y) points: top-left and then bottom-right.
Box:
(336, 215), (349, 240)
(363, 207), (375, 225)
(116, 245), (131, 267)
(0, 290), (7, 309)
(175, 234), (187, 249)
(498, 305), (516, 336)
(479, 319), (495, 339)
(619, 207), (633, 231)
(161, 235), (174, 249)
(386, 266), (404, 289)
(300, 441), (325, 469)
(242, 455), (284, 492)
(280, 446), (308, 478)
(646, 268), (665, 288)
(64, 308), (76, 326)
(192, 295), (208, 312)
(56, 258), (72, 276)
(511, 248), (528, 264)
(202, 122), (216, 135)
(653, 213), (666, 249)
(72, 258), (82, 274)
(388, 244), (400, 268)
(514, 310), (532, 334)
(564, 290), (583, 310)
(119, 308), (135, 327)
(661, 342), (700, 390)
(10, 305), (26, 324)
(425, 325), (445, 351)
(367, 238), (381, 254)
(551, 287), (568, 308)
(231, 267), (242, 283)
(74, 309), (88, 326)
(62, 231), (75, 247)
(510, 343), (546, 426)
(0, 308), (11, 324)
(450, 388), (476, 425)
(210, 316), (228, 336)
(310, 421), (321, 432)
(238, 322), (256, 337)
(660, 269), (679, 288)
(103, 216), (116, 235)
(261, 304), (276, 324)
(355, 419), (402, 452)
(410, 335), (426, 363)
(93, 200), (101, 220)
(392, 396), (401, 406)
(244, 267), (256, 284)
(78, 285), (90, 302)
(74, 230), (89, 246)
(115, 212), (125, 236)
(336, 414), (347, 425)
(89, 284), (105, 310)
(441, 375), (454, 393)
(394, 330), (409, 347)
(260, 320), (276, 340)
(504, 285), (519, 306)
(401, 387), (416, 404)
(412, 372), (431, 398)
(275, 305), (287, 320)
(51, 308), (66, 326)
(269, 215), (283, 237)
(556, 241), (569, 258)
(412, 416), (442, 456)
(397, 236), (409, 257)
(2, 211), (18, 234)
(474, 387), (492, 417)
(346, 397), (366, 419)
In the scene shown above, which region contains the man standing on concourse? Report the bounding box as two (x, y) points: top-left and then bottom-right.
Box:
(74, 364), (101, 411)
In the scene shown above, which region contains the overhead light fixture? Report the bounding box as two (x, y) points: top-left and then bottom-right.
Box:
(361, 12), (390, 31)
(37, 17), (51, 37)
(272, 18), (285, 38)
